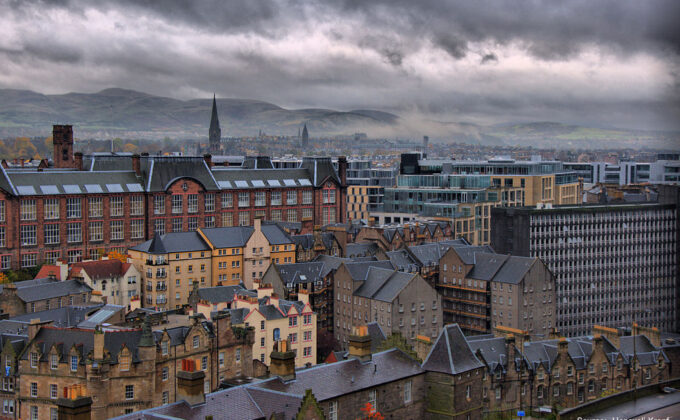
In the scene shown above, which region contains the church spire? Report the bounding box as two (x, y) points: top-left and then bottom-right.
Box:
(301, 123), (309, 148)
(209, 94), (221, 154)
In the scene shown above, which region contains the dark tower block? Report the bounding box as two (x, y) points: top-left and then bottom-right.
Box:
(301, 123), (309, 148)
(53, 124), (75, 168)
(209, 94), (222, 154)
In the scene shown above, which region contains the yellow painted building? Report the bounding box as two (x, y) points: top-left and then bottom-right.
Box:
(129, 219), (296, 310)
(347, 185), (384, 222)
(490, 174), (581, 206)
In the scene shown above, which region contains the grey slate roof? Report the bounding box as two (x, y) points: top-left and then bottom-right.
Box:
(386, 249), (420, 272)
(290, 232), (337, 251)
(422, 324), (485, 375)
(195, 284), (247, 304)
(130, 232), (210, 253)
(2, 154), (338, 198)
(15, 279), (92, 303)
(343, 260), (395, 282)
(467, 336), (510, 373)
(345, 242), (380, 258)
(492, 256), (536, 284)
(354, 267), (416, 303)
(10, 305), (103, 328)
(5, 169), (143, 196)
(467, 253), (509, 280)
(253, 348), (423, 401)
(198, 223), (293, 249)
(275, 262), (325, 285)
(23, 327), (143, 366)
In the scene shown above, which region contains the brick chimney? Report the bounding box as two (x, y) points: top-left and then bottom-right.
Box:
(28, 319), (52, 342)
(57, 384), (92, 420)
(254, 216), (262, 232)
(176, 359), (206, 406)
(74, 152), (83, 171)
(300, 217), (313, 234)
(132, 154), (141, 176)
(270, 339), (296, 381)
(348, 326), (372, 362)
(53, 125), (75, 168)
(93, 327), (104, 361)
(337, 156), (347, 186)
(557, 337), (569, 356)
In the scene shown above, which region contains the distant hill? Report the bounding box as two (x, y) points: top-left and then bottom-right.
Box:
(482, 121), (678, 149)
(0, 88), (676, 149)
(0, 88), (400, 138)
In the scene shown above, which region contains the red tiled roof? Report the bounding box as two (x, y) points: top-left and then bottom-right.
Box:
(70, 259), (129, 280)
(35, 265), (62, 280)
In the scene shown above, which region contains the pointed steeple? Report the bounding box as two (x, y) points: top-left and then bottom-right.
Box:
(209, 94), (221, 154)
(301, 123), (309, 148)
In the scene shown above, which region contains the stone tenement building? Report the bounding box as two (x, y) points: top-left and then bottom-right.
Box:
(113, 321), (673, 420)
(333, 260), (443, 349)
(491, 203), (678, 336)
(0, 278), (93, 318)
(0, 125), (347, 270)
(17, 313), (254, 420)
(384, 240), (556, 338)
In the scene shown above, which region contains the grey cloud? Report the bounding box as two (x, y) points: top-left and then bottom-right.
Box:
(480, 53), (497, 64)
(0, 0), (678, 131)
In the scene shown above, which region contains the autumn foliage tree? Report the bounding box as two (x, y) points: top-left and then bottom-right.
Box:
(107, 250), (129, 263)
(357, 402), (384, 420)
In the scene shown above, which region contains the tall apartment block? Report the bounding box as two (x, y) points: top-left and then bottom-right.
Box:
(346, 159), (396, 222)
(491, 203), (678, 336)
(565, 154), (680, 185)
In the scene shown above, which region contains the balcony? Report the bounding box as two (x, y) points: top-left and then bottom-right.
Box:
(156, 284), (167, 291)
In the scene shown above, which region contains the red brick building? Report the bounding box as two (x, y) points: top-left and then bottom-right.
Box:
(0, 126), (347, 270)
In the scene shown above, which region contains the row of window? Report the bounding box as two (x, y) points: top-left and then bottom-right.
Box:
(18, 220), (144, 246)
(155, 190), (316, 215)
(19, 196), (144, 221)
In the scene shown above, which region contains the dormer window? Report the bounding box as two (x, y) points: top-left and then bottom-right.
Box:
(30, 352), (38, 368)
(50, 354), (58, 370)
(119, 353), (130, 371)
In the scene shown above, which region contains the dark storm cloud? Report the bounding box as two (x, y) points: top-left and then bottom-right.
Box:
(0, 0), (678, 131)
(480, 53), (498, 65)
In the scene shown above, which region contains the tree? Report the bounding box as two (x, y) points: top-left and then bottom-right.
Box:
(376, 332), (421, 362)
(357, 402), (384, 420)
(107, 250), (128, 263)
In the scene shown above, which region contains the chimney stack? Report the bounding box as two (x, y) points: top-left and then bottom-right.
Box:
(28, 319), (52, 342)
(270, 339), (296, 381)
(337, 156), (347, 186)
(57, 384), (92, 420)
(52, 125), (75, 168)
(177, 359), (206, 406)
(203, 154), (213, 167)
(74, 152), (83, 171)
(132, 154), (141, 176)
(348, 326), (372, 362)
(557, 337), (569, 355)
(93, 327), (105, 361)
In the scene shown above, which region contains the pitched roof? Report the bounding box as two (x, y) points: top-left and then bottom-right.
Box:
(422, 324), (484, 375)
(274, 262), (325, 285)
(492, 256), (536, 284)
(253, 348), (423, 401)
(130, 232), (210, 253)
(71, 259), (132, 281)
(343, 260), (395, 282)
(354, 267), (416, 303)
(9, 305), (103, 328)
(23, 327), (143, 365)
(15, 279), (92, 303)
(195, 284), (247, 304)
(35, 265), (64, 280)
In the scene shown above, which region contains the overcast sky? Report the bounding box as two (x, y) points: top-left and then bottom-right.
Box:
(1, 0), (678, 130)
